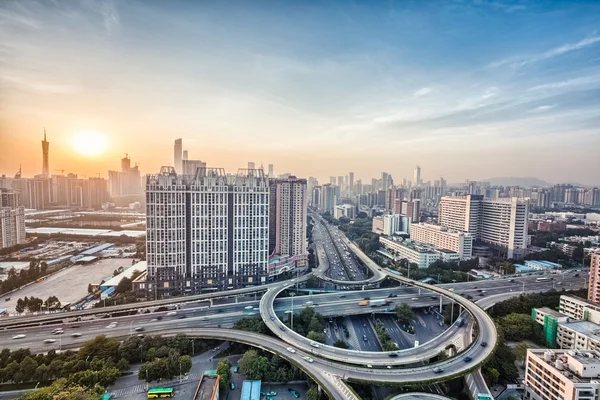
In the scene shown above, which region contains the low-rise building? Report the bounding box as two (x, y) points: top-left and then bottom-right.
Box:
(378, 236), (456, 269)
(559, 295), (600, 324)
(409, 223), (473, 260)
(525, 349), (600, 400)
(334, 204), (355, 220)
(193, 374), (220, 400)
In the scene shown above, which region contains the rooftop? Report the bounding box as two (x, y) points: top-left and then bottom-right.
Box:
(530, 349), (600, 383)
(559, 320), (600, 342)
(537, 307), (565, 318)
(194, 374), (219, 400)
(241, 380), (262, 400)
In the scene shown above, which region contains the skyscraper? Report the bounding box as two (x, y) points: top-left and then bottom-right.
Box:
(348, 172), (354, 194)
(269, 177), (308, 267)
(174, 138), (183, 173)
(320, 184), (336, 215)
(145, 167), (269, 297)
(268, 164), (274, 178)
(41, 129), (49, 177)
(248, 162), (255, 170)
(413, 165), (421, 187)
(108, 154), (142, 198)
(183, 150), (188, 161)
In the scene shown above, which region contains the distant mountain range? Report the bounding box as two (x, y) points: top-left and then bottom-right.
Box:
(483, 177), (552, 187)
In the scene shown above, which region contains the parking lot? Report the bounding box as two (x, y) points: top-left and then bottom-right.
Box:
(0, 258), (135, 314)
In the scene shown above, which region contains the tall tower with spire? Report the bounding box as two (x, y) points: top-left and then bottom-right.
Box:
(41, 129), (50, 177)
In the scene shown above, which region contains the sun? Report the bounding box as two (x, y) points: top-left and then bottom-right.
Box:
(70, 132), (108, 156)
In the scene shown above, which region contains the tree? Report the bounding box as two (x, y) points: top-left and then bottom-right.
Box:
(515, 342), (529, 365)
(87, 283), (93, 294)
(394, 303), (414, 326)
(78, 335), (120, 362)
(216, 360), (232, 391)
(238, 350), (269, 380)
(306, 386), (320, 400)
(498, 313), (534, 341)
(307, 331), (325, 343)
(19, 378), (103, 400)
(487, 367), (500, 385)
(333, 340), (348, 349)
(115, 277), (133, 294)
(15, 298), (25, 313)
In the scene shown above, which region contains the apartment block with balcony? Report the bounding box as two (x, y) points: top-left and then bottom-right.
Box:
(589, 252), (600, 305)
(410, 223), (473, 260)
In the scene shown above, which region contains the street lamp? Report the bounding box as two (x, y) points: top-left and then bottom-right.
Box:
(129, 320), (133, 337)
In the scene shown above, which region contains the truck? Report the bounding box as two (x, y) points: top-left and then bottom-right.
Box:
(359, 299), (391, 307)
(455, 317), (465, 327)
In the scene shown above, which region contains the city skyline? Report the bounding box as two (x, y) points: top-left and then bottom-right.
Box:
(1, 0), (600, 184)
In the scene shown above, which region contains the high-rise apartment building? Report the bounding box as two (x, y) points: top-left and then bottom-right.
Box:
(269, 177), (307, 266)
(108, 154), (142, 198)
(410, 223), (473, 260)
(438, 195), (529, 259)
(394, 199), (420, 222)
(311, 186), (321, 208)
(145, 167), (269, 297)
(348, 172), (354, 194)
(182, 150), (188, 161)
(182, 159), (207, 176)
(41, 129), (49, 177)
(268, 164), (274, 178)
(588, 252), (600, 305)
(320, 184), (336, 215)
(0, 189), (25, 250)
(174, 138), (183, 173)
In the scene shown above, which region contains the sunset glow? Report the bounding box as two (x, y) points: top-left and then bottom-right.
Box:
(70, 132), (108, 157)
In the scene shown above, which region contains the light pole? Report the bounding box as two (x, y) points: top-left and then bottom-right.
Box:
(450, 287), (456, 323)
(130, 321), (133, 337)
(179, 360), (182, 383)
(191, 340), (195, 356)
(290, 293), (295, 331)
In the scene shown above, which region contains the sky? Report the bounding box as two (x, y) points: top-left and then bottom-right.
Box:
(1, 0), (599, 185)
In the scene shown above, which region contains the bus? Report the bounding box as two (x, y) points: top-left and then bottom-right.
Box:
(147, 388), (174, 398)
(536, 277), (551, 282)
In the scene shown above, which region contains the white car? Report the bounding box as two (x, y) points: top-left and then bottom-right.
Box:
(310, 342), (320, 348)
(12, 334), (26, 339)
(286, 347), (296, 353)
(166, 311), (177, 316)
(43, 338), (56, 344)
(303, 356), (314, 363)
(52, 329), (64, 335)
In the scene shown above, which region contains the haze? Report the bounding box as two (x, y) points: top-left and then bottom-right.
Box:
(1, 0), (599, 184)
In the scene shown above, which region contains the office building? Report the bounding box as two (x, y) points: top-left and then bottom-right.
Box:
(41, 129), (50, 177)
(145, 167), (269, 298)
(174, 138), (183, 173)
(268, 177), (308, 266)
(394, 199), (421, 222)
(348, 172), (354, 194)
(108, 154), (142, 198)
(182, 150), (188, 161)
(193, 374), (220, 400)
(438, 195), (529, 259)
(182, 159), (207, 176)
(410, 223), (473, 260)
(588, 252), (600, 305)
(524, 349), (600, 400)
(268, 164), (274, 178)
(413, 165), (421, 187)
(0, 189), (25, 250)
(371, 214), (408, 236)
(311, 185), (321, 208)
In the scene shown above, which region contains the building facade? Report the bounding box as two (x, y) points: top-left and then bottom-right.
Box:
(379, 236), (445, 269)
(410, 223), (473, 260)
(589, 252), (600, 305)
(438, 195), (529, 259)
(525, 349), (600, 400)
(0, 189), (25, 250)
(145, 167), (269, 298)
(268, 177), (308, 266)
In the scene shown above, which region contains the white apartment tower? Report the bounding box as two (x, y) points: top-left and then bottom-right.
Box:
(146, 167), (269, 297)
(269, 177), (308, 266)
(0, 189), (25, 250)
(438, 194), (529, 259)
(413, 165), (421, 187)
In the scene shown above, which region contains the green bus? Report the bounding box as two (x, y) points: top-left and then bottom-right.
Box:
(147, 388), (174, 398)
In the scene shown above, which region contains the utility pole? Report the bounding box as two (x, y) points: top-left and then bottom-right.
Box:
(290, 293), (295, 331)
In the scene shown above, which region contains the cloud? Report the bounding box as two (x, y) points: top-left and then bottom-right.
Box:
(528, 75), (600, 91)
(0, 8), (42, 29)
(490, 35), (600, 69)
(3, 75), (81, 94)
(413, 87), (432, 97)
(531, 105), (556, 112)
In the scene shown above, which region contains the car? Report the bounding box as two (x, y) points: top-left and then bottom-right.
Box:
(166, 311), (177, 316)
(464, 356), (472, 362)
(388, 352), (398, 357)
(71, 332), (82, 337)
(177, 315), (187, 319)
(230, 382), (235, 390)
(433, 366), (443, 373)
(106, 324), (115, 329)
(481, 341), (488, 347)
(150, 318), (158, 322)
(478, 293), (485, 296)
(135, 327), (144, 332)
(509, 279), (515, 282)
(279, 325), (286, 331)
(201, 316), (209, 321)
(270, 316), (276, 321)
(51, 328), (63, 333)
(339, 295), (346, 298)
(310, 342), (320, 348)
(363, 334), (368, 341)
(233, 366), (239, 373)
(12, 334), (26, 339)
(286, 347), (296, 353)
(266, 391), (277, 396)
(43, 338), (56, 343)
(411, 297), (418, 301)
(288, 388), (300, 398)
(323, 329), (327, 334)
(217, 309), (224, 313)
